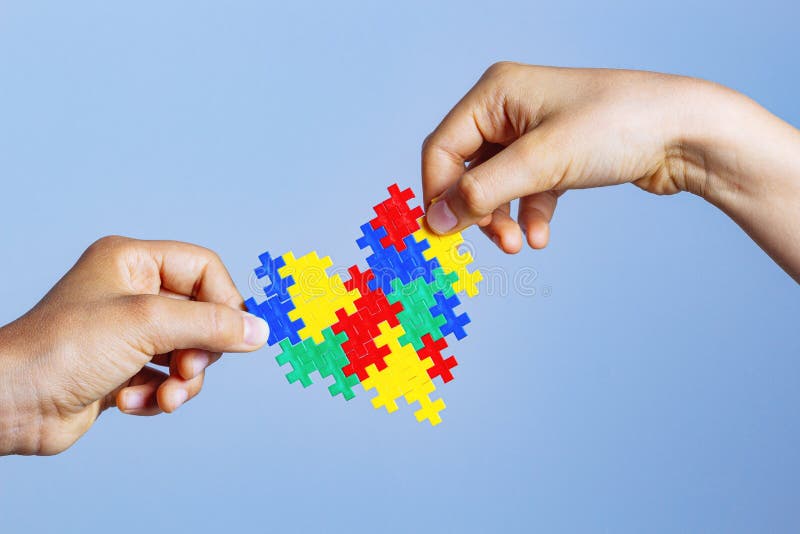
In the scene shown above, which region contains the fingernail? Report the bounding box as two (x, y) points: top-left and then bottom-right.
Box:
(171, 389), (188, 410)
(191, 352), (210, 378)
(242, 313), (269, 347)
(122, 390), (145, 411)
(426, 198), (457, 234)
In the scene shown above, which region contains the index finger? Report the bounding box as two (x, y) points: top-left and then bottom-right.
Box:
(421, 89), (485, 207)
(421, 63), (520, 206)
(139, 239), (244, 309)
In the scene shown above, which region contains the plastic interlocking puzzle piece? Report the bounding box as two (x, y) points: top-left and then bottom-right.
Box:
(413, 217), (484, 297)
(386, 276), (446, 351)
(404, 375), (446, 426)
(332, 265), (405, 379)
(245, 294), (305, 346)
(277, 251), (360, 344)
(430, 292), (471, 340)
(332, 308), (390, 380)
(276, 338), (316, 387)
(343, 265), (404, 323)
(361, 322), (445, 426)
(342, 264), (374, 294)
(369, 184), (424, 252)
(363, 241), (442, 296)
(416, 334), (458, 383)
(253, 251), (293, 302)
(432, 268), (458, 299)
(397, 234), (440, 285)
(248, 183), (483, 426)
(358, 225), (406, 294)
(356, 222), (388, 255)
(276, 327), (359, 400)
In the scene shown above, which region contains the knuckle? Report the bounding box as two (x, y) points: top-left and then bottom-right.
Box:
(203, 246), (224, 267)
(86, 235), (129, 257)
(484, 61), (518, 80)
(421, 133), (434, 156)
(191, 243), (224, 271)
(421, 132), (444, 164)
(458, 173), (492, 216)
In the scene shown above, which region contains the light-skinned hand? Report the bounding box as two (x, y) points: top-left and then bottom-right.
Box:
(422, 63), (800, 281)
(0, 236), (269, 455)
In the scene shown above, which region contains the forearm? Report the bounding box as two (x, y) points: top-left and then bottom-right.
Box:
(676, 81), (800, 282)
(0, 322), (43, 455)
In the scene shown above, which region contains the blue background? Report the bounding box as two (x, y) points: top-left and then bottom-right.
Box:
(1, 1), (799, 532)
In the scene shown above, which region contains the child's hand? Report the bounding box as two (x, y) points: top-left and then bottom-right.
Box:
(422, 63), (800, 280)
(0, 236), (269, 455)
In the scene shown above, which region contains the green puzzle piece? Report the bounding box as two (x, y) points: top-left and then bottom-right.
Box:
(386, 268), (457, 350)
(276, 327), (358, 400)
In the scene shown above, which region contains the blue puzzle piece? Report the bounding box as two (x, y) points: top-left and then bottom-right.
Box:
(356, 222), (388, 254)
(365, 247), (405, 293)
(245, 294), (305, 346)
(430, 291), (471, 340)
(253, 251), (293, 302)
(359, 222), (404, 292)
(398, 234), (440, 284)
(358, 222), (443, 293)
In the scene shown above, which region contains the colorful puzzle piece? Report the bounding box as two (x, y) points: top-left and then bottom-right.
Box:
(246, 183), (483, 425)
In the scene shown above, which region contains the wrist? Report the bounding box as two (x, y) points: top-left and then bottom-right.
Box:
(667, 77), (800, 279)
(667, 78), (800, 210)
(0, 322), (44, 455)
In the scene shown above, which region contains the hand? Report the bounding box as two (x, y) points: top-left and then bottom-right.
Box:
(0, 236), (269, 455)
(421, 63), (800, 280)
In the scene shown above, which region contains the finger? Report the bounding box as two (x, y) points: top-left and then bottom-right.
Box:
(174, 348), (221, 380)
(425, 128), (564, 234)
(144, 240), (245, 308)
(467, 142), (505, 170)
(157, 370), (205, 413)
(421, 70), (519, 207)
(124, 295), (269, 355)
(150, 353), (172, 367)
(470, 144), (506, 230)
(158, 287), (191, 300)
(479, 204), (524, 254)
(518, 191), (562, 249)
(116, 366), (168, 416)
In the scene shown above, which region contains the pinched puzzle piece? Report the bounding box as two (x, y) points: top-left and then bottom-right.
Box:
(245, 294), (304, 346)
(413, 217), (484, 298)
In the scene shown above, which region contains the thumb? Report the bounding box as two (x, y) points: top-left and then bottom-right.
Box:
(127, 295), (270, 355)
(425, 130), (561, 234)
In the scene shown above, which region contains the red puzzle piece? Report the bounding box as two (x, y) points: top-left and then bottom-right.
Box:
(333, 265), (405, 380)
(416, 333), (458, 383)
(369, 184), (424, 252)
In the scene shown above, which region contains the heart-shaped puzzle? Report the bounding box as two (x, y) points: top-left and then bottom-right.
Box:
(245, 184), (483, 425)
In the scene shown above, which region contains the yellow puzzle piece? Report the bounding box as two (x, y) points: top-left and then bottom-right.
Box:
(361, 322), (446, 426)
(277, 251), (360, 343)
(413, 217), (484, 298)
